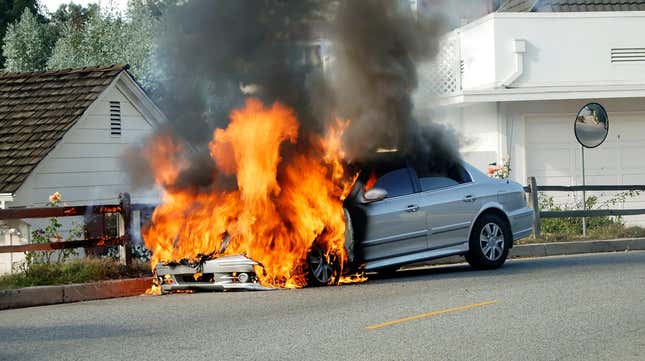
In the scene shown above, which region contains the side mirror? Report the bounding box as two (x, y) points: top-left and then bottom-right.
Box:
(364, 188), (387, 203)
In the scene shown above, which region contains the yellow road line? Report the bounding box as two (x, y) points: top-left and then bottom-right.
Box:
(365, 300), (498, 330)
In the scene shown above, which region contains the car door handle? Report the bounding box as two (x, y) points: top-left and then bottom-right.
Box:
(463, 195), (477, 203)
(406, 205), (420, 212)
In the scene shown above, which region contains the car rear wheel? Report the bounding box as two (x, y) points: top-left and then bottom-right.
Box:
(307, 245), (340, 287)
(465, 213), (511, 270)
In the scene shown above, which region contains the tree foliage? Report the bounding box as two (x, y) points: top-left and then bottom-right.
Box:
(0, 0), (158, 90)
(1, 8), (50, 72)
(46, 0), (157, 89)
(0, 0), (43, 67)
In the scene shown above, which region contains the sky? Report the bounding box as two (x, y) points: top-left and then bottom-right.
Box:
(41, 0), (129, 13)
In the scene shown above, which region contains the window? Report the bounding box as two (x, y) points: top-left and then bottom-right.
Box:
(419, 176), (459, 191)
(110, 101), (121, 136)
(415, 163), (471, 192)
(373, 168), (414, 198)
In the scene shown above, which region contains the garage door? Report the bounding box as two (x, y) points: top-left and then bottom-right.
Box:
(525, 113), (645, 224)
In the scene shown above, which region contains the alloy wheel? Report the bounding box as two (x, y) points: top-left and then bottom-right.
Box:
(308, 246), (337, 285)
(479, 222), (505, 262)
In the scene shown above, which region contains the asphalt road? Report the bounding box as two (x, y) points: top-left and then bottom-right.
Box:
(1, 251), (644, 361)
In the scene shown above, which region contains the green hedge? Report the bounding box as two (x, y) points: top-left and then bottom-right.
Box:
(0, 258), (151, 290)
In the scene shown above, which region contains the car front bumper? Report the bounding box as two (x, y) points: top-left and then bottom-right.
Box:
(154, 255), (274, 293)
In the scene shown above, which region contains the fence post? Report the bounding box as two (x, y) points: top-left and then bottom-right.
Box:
(527, 176), (541, 239)
(118, 193), (132, 266)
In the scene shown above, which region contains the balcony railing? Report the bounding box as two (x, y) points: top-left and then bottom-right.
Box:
(417, 32), (462, 97)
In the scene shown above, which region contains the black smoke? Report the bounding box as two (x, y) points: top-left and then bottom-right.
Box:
(153, 0), (330, 142)
(322, 0), (459, 168)
(127, 0), (460, 191)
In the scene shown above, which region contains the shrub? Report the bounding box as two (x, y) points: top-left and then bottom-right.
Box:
(537, 191), (645, 242)
(0, 258), (151, 289)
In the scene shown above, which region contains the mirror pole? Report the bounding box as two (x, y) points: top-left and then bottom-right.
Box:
(581, 145), (587, 237)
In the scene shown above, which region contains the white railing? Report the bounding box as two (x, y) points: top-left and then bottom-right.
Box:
(417, 32), (461, 97)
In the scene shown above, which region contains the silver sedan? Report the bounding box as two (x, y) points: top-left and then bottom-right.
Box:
(307, 159), (534, 286)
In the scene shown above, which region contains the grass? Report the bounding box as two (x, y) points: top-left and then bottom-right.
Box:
(516, 193), (645, 244)
(517, 221), (645, 244)
(0, 258), (152, 290)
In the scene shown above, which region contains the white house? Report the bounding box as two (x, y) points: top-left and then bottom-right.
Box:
(417, 0), (645, 222)
(0, 64), (164, 273)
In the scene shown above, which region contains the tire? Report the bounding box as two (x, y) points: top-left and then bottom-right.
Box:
(306, 245), (341, 287)
(465, 213), (511, 270)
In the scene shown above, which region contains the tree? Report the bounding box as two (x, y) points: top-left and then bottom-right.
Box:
(50, 2), (98, 30)
(47, 0), (157, 89)
(0, 0), (45, 68)
(2, 8), (49, 72)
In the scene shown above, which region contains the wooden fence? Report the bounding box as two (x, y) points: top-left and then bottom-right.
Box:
(0, 193), (156, 266)
(4, 181), (645, 260)
(525, 176), (645, 238)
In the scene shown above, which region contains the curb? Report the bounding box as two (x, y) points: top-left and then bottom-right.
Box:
(0, 277), (152, 310)
(511, 237), (645, 258)
(3, 238), (645, 310)
(405, 237), (645, 268)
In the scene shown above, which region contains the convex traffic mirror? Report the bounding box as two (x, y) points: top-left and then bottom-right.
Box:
(574, 103), (609, 148)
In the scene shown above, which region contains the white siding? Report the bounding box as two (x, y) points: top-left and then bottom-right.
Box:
(12, 83), (158, 208)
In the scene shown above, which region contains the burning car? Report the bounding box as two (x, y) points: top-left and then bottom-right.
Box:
(153, 155), (533, 291)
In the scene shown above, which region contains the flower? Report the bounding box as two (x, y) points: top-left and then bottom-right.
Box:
(487, 158), (511, 179)
(48, 192), (62, 204)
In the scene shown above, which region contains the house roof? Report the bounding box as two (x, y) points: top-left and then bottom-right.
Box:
(499, 0), (645, 12)
(0, 64), (127, 194)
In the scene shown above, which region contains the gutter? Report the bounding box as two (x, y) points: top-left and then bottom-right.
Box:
(499, 39), (527, 89)
(0, 193), (14, 209)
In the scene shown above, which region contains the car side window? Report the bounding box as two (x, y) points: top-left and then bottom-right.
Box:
(415, 163), (472, 192)
(373, 168), (414, 198)
(419, 177), (459, 191)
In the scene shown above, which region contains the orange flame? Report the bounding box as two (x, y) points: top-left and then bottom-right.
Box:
(364, 171), (377, 191)
(143, 98), (356, 288)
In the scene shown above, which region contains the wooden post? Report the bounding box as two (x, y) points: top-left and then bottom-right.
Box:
(527, 176), (541, 239)
(118, 193), (132, 266)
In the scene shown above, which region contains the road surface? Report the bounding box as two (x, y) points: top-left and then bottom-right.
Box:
(1, 251), (644, 361)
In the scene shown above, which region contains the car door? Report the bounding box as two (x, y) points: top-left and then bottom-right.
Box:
(359, 166), (428, 262)
(413, 163), (480, 249)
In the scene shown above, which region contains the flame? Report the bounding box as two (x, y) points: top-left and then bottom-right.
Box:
(145, 284), (161, 295)
(364, 171), (377, 191)
(339, 272), (368, 285)
(143, 98), (358, 288)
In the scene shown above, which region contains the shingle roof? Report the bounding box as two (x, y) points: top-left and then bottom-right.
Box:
(499, 0), (645, 11)
(499, 0), (538, 11)
(0, 64), (127, 193)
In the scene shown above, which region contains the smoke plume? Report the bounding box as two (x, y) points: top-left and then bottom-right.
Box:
(328, 1), (448, 159)
(127, 0), (460, 191)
